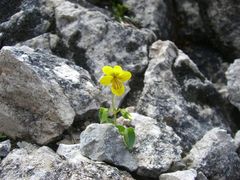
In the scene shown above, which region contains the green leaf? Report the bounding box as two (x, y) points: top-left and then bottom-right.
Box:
(116, 125), (126, 136)
(123, 127), (135, 150)
(99, 107), (110, 124)
(120, 109), (132, 120)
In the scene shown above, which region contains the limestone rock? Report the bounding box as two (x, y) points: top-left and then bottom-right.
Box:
(0, 145), (134, 180)
(174, 0), (205, 41)
(159, 169), (197, 180)
(55, 1), (155, 80)
(198, 0), (240, 57)
(0, 0), (54, 48)
(131, 113), (182, 178)
(122, 0), (172, 39)
(137, 40), (233, 151)
(234, 130), (240, 149)
(226, 59), (240, 111)
(184, 128), (240, 179)
(0, 46), (101, 144)
(16, 33), (61, 55)
(0, 140), (11, 158)
(79, 123), (137, 171)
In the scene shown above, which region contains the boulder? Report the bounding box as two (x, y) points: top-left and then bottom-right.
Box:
(159, 169), (197, 180)
(226, 59), (240, 111)
(0, 140), (11, 158)
(197, 0), (240, 58)
(122, 0), (173, 39)
(55, 1), (155, 81)
(137, 40), (234, 151)
(184, 128), (240, 179)
(174, 0), (205, 41)
(79, 123), (137, 172)
(80, 113), (182, 178)
(0, 46), (101, 144)
(0, 0), (54, 48)
(0, 145), (134, 179)
(131, 113), (182, 177)
(15, 33), (61, 55)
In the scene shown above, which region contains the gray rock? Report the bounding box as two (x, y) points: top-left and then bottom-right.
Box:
(16, 33), (61, 54)
(198, 0), (240, 57)
(159, 169), (197, 180)
(0, 145), (134, 180)
(0, 0), (54, 47)
(184, 128), (240, 179)
(122, 0), (172, 39)
(0, 46), (101, 144)
(226, 59), (240, 111)
(137, 40), (233, 151)
(174, 0), (205, 41)
(234, 130), (240, 151)
(57, 143), (82, 160)
(79, 123), (137, 171)
(0, 140), (11, 158)
(55, 1), (155, 81)
(131, 113), (182, 177)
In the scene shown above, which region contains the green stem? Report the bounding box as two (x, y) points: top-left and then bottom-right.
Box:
(112, 94), (117, 124)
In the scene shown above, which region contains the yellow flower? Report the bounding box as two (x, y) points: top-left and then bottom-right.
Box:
(100, 65), (132, 96)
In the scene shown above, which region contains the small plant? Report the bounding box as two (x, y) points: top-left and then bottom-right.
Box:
(0, 132), (7, 142)
(112, 1), (129, 22)
(99, 65), (135, 150)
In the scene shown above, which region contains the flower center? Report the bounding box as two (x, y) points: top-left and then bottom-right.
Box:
(112, 77), (122, 90)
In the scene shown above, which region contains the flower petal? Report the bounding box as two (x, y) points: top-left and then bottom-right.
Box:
(118, 71), (132, 82)
(111, 84), (125, 96)
(102, 66), (113, 75)
(113, 65), (123, 75)
(100, 76), (113, 85)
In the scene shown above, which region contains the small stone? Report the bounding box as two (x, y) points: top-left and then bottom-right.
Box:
(79, 123), (138, 172)
(0, 140), (11, 158)
(184, 128), (240, 179)
(159, 169), (197, 180)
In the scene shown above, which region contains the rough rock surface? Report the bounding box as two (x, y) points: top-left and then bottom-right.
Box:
(184, 128), (240, 179)
(130, 113), (182, 177)
(234, 130), (240, 154)
(0, 0), (54, 48)
(15, 33), (61, 55)
(55, 1), (155, 80)
(0, 46), (101, 144)
(159, 169), (197, 180)
(79, 123), (137, 171)
(174, 0), (205, 41)
(136, 40), (233, 151)
(197, 0), (240, 58)
(122, 0), (172, 39)
(0, 140), (11, 158)
(226, 59), (240, 111)
(80, 113), (182, 177)
(0, 145), (134, 180)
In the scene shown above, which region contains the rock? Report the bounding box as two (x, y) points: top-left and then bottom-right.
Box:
(0, 0), (54, 48)
(184, 128), (240, 179)
(130, 113), (182, 178)
(234, 130), (240, 154)
(57, 143), (82, 160)
(79, 123), (137, 171)
(15, 33), (61, 54)
(0, 140), (11, 158)
(226, 59), (240, 111)
(159, 169), (197, 180)
(198, 0), (240, 58)
(122, 0), (172, 39)
(137, 40), (234, 151)
(0, 145), (134, 179)
(174, 0), (205, 42)
(0, 46), (101, 144)
(55, 1), (155, 80)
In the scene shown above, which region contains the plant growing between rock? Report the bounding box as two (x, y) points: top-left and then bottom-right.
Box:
(99, 65), (135, 150)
